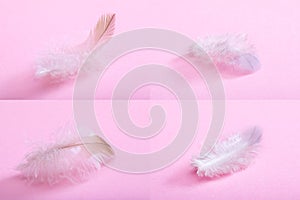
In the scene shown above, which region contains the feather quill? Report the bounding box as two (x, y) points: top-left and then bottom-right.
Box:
(35, 13), (116, 81)
(192, 127), (262, 178)
(17, 128), (114, 185)
(191, 34), (261, 77)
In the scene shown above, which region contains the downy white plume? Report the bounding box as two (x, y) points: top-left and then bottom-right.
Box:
(191, 34), (261, 77)
(192, 127), (262, 178)
(17, 128), (114, 185)
(35, 13), (116, 81)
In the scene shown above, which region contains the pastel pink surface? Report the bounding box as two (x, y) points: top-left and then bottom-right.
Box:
(0, 0), (299, 199)
(0, 0), (299, 99)
(0, 100), (299, 200)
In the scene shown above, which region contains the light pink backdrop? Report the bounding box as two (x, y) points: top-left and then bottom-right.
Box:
(0, 0), (299, 199)
(0, 0), (299, 99)
(0, 100), (299, 199)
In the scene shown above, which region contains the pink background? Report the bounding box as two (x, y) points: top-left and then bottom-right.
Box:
(0, 0), (299, 199)
(0, 100), (299, 199)
(0, 0), (299, 99)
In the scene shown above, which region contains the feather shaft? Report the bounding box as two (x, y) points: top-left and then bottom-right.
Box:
(35, 13), (116, 81)
(17, 132), (113, 185)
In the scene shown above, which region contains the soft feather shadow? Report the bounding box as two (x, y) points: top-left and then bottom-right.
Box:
(0, 175), (74, 199)
(0, 66), (72, 99)
(165, 165), (232, 187)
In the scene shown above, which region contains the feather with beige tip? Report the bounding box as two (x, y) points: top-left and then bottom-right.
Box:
(17, 127), (114, 185)
(35, 14), (116, 81)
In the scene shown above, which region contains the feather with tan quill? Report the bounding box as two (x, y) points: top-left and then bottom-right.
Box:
(17, 127), (114, 185)
(35, 14), (116, 81)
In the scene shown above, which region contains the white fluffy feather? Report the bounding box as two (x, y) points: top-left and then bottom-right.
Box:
(191, 34), (261, 77)
(35, 13), (115, 81)
(192, 127), (262, 178)
(17, 128), (113, 185)
(35, 48), (89, 80)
